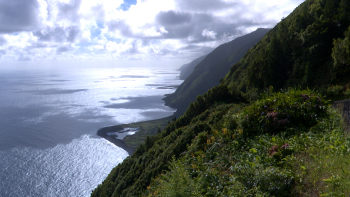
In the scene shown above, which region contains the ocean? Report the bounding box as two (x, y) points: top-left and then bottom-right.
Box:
(0, 66), (182, 197)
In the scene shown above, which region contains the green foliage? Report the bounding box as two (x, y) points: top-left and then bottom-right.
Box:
(176, 85), (244, 126)
(146, 91), (347, 197)
(319, 85), (350, 101)
(292, 110), (350, 196)
(92, 0), (350, 196)
(163, 29), (269, 116)
(93, 88), (349, 197)
(91, 89), (244, 197)
(102, 117), (172, 151)
(222, 0), (350, 92)
(344, 88), (350, 98)
(237, 88), (328, 137)
(332, 25), (350, 82)
(241, 87), (259, 104)
(332, 26), (350, 67)
(324, 85), (344, 97)
(147, 157), (200, 197)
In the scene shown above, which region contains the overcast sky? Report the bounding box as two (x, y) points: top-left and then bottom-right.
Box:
(0, 0), (304, 68)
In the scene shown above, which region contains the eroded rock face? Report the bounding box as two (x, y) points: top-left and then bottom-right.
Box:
(332, 100), (350, 133)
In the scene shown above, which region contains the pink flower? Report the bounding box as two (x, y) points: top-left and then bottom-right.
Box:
(267, 112), (278, 118)
(268, 145), (279, 156)
(281, 143), (290, 149)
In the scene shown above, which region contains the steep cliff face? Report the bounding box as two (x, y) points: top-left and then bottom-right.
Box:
(178, 55), (207, 80)
(164, 28), (270, 116)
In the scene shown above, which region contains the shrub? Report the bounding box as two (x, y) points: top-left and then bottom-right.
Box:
(292, 109), (350, 196)
(146, 157), (200, 197)
(324, 85), (344, 97)
(236, 88), (328, 137)
(145, 90), (346, 197)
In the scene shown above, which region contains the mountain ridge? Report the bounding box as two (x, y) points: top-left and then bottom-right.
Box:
(164, 28), (270, 116)
(91, 0), (350, 196)
(222, 0), (350, 92)
(178, 55), (207, 80)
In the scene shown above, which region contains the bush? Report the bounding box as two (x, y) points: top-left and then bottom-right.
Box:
(292, 109), (350, 196)
(145, 89), (346, 197)
(146, 157), (200, 197)
(324, 85), (344, 97)
(236, 88), (328, 137)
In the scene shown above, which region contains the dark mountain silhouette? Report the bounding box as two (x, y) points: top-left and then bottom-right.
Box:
(164, 28), (270, 116)
(178, 55), (207, 80)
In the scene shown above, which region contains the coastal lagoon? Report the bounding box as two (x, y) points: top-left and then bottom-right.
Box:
(0, 66), (182, 197)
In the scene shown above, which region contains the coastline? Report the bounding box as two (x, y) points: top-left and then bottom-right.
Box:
(97, 126), (135, 156)
(97, 115), (174, 156)
(95, 69), (181, 155)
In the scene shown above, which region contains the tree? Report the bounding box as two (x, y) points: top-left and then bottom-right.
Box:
(332, 26), (350, 67)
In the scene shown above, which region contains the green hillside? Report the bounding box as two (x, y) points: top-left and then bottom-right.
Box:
(222, 0), (350, 93)
(92, 0), (350, 196)
(164, 28), (270, 116)
(179, 55), (207, 80)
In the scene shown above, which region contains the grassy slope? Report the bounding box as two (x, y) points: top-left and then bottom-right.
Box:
(147, 90), (350, 196)
(163, 28), (270, 116)
(91, 87), (245, 197)
(121, 117), (171, 150)
(92, 0), (350, 196)
(99, 116), (173, 150)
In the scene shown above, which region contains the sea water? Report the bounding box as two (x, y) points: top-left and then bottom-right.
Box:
(0, 66), (182, 197)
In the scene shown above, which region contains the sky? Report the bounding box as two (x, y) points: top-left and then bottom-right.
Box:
(0, 0), (305, 68)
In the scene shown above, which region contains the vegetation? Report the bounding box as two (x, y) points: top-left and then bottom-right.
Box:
(164, 28), (270, 116)
(93, 88), (350, 196)
(92, 0), (350, 196)
(147, 91), (349, 196)
(221, 0), (350, 93)
(122, 117), (172, 150)
(92, 86), (244, 197)
(178, 55), (207, 80)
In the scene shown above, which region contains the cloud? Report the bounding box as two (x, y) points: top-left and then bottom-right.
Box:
(0, 49), (6, 58)
(107, 20), (133, 37)
(175, 0), (238, 12)
(33, 26), (79, 43)
(202, 29), (217, 40)
(57, 0), (82, 23)
(0, 36), (7, 46)
(0, 0), (40, 33)
(56, 45), (73, 54)
(0, 0), (305, 66)
(156, 11), (191, 26)
(18, 54), (31, 61)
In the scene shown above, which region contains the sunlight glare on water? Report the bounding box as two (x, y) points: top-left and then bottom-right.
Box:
(0, 66), (183, 197)
(0, 136), (128, 197)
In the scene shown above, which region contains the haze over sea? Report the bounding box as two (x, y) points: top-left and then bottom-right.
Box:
(0, 66), (182, 197)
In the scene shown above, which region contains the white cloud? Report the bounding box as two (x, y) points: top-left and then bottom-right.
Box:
(80, 29), (91, 42)
(0, 0), (305, 66)
(202, 29), (217, 40)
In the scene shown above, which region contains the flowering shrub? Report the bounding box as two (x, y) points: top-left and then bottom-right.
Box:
(237, 88), (329, 137)
(146, 90), (347, 196)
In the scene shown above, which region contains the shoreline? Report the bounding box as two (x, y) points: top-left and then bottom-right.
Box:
(97, 115), (174, 156)
(96, 70), (181, 155)
(97, 126), (135, 156)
